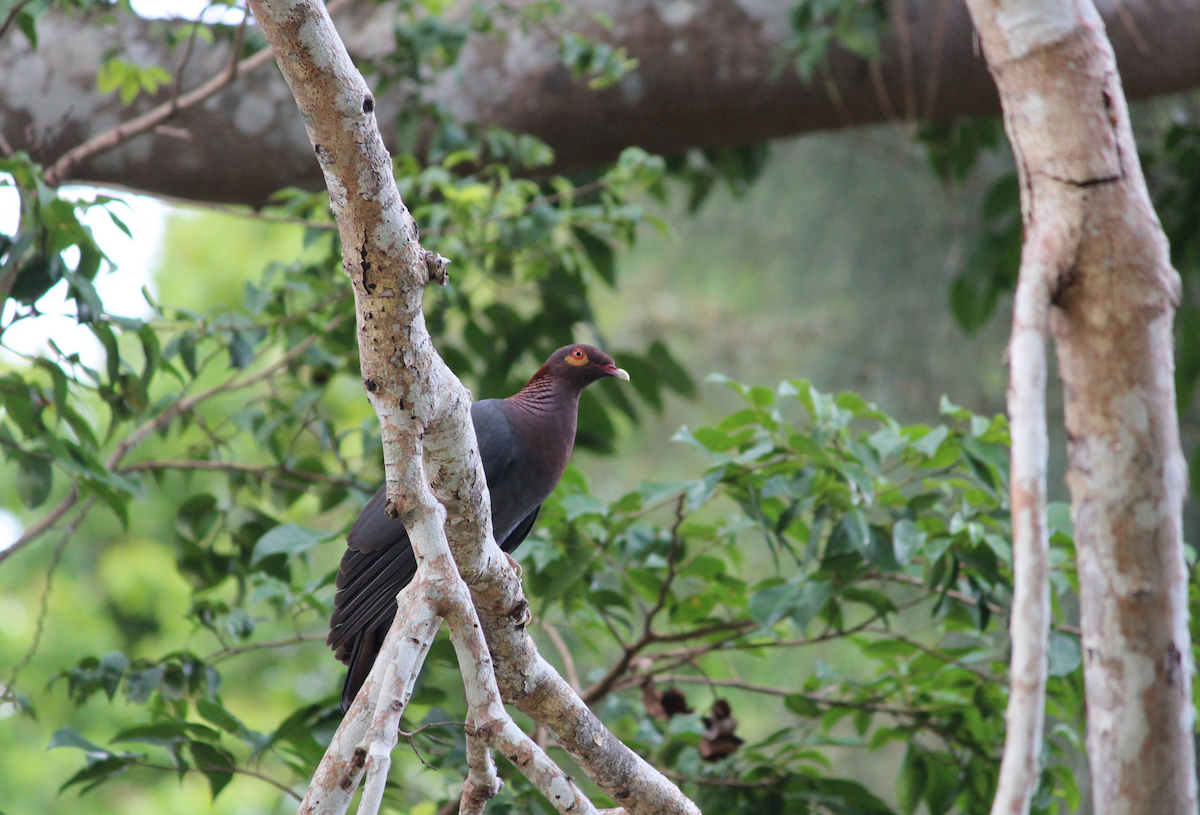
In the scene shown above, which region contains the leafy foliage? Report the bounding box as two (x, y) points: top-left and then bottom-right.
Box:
(5, 1), (1181, 813)
(96, 58), (173, 106)
(513, 380), (1085, 815)
(786, 0), (889, 81)
(15, 357), (1094, 813)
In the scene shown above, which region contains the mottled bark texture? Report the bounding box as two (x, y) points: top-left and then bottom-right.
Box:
(245, 0), (699, 813)
(963, 0), (1197, 812)
(4, 0), (1200, 206)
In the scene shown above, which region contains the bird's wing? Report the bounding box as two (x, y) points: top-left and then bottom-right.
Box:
(328, 400), (518, 662)
(500, 505), (540, 553)
(327, 530), (416, 661)
(472, 399), (516, 485)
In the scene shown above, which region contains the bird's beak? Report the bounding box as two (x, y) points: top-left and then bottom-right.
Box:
(603, 364), (630, 381)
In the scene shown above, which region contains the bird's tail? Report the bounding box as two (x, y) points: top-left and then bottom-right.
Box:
(341, 626), (383, 712)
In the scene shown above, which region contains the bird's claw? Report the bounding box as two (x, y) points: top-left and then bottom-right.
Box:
(509, 599), (532, 628)
(505, 551), (523, 578)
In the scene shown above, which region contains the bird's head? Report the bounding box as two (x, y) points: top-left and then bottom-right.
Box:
(523, 344), (630, 394)
(549, 344), (630, 386)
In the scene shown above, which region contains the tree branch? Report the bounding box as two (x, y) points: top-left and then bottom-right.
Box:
(963, 0), (1197, 811)
(10, 1), (1200, 205)
(244, 1), (699, 812)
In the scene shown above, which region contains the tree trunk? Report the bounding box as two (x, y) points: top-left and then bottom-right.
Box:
(3, 0), (1199, 206)
(963, 0), (1198, 812)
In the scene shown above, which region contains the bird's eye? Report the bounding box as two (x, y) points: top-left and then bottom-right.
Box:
(572, 349), (585, 359)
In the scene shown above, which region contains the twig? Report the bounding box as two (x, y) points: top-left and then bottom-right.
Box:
(664, 770), (781, 789)
(137, 760), (302, 800)
(864, 627), (1001, 683)
(0, 487), (79, 566)
(541, 621), (581, 693)
(647, 674), (928, 716)
(891, 0), (918, 120)
(142, 191), (337, 230)
(922, 0), (949, 120)
(643, 496), (687, 635)
(120, 458), (364, 491)
(1, 499), (92, 704)
(873, 571), (1082, 636)
(204, 633), (326, 663)
(1112, 0), (1150, 54)
(169, 17), (205, 112)
(818, 64), (853, 128)
(43, 0), (352, 186)
(105, 317), (341, 470)
(0, 0), (34, 43)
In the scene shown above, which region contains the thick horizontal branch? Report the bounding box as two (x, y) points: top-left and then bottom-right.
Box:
(3, 0), (1198, 205)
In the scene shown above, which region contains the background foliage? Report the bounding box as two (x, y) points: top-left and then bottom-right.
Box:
(2, 1), (1200, 814)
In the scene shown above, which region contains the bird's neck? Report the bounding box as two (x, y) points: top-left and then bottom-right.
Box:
(506, 368), (583, 425)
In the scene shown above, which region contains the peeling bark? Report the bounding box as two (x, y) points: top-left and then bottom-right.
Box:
(964, 0), (1197, 812)
(3, 0), (1200, 206)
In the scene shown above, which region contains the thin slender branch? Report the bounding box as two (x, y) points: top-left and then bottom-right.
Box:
(120, 458), (364, 491)
(106, 317), (340, 470)
(985, 195), (1057, 815)
(643, 496), (687, 636)
(873, 571), (1081, 636)
(0, 0), (34, 43)
(43, 0), (351, 186)
(204, 633), (326, 664)
(137, 760), (302, 800)
(168, 17), (205, 111)
(663, 770), (781, 789)
(864, 627), (1000, 683)
(3, 317), (342, 566)
(647, 674), (928, 716)
(0, 501), (90, 705)
(541, 621), (580, 694)
(0, 487), (79, 565)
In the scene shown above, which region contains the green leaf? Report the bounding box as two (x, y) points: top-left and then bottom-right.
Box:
(188, 740), (235, 799)
(897, 745), (927, 815)
(784, 693), (821, 718)
(748, 580), (796, 628)
(573, 227), (616, 285)
(1047, 630), (1081, 677)
(229, 331), (255, 369)
(252, 523), (326, 564)
(0, 374), (39, 437)
(561, 493), (607, 520)
(892, 519), (925, 565)
(112, 721), (189, 746)
(910, 425), (949, 458)
(48, 727), (110, 756)
(176, 494), (219, 541)
(59, 755), (134, 795)
(16, 9), (37, 47)
(17, 454), (52, 509)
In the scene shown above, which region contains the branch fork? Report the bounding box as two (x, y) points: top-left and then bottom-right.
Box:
(247, 1), (699, 813)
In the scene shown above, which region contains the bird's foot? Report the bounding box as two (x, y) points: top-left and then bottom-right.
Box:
(509, 598), (532, 628)
(504, 551), (523, 578)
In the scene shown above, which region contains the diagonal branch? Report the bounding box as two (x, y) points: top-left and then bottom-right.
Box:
(43, 0), (351, 187)
(245, 1), (700, 814)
